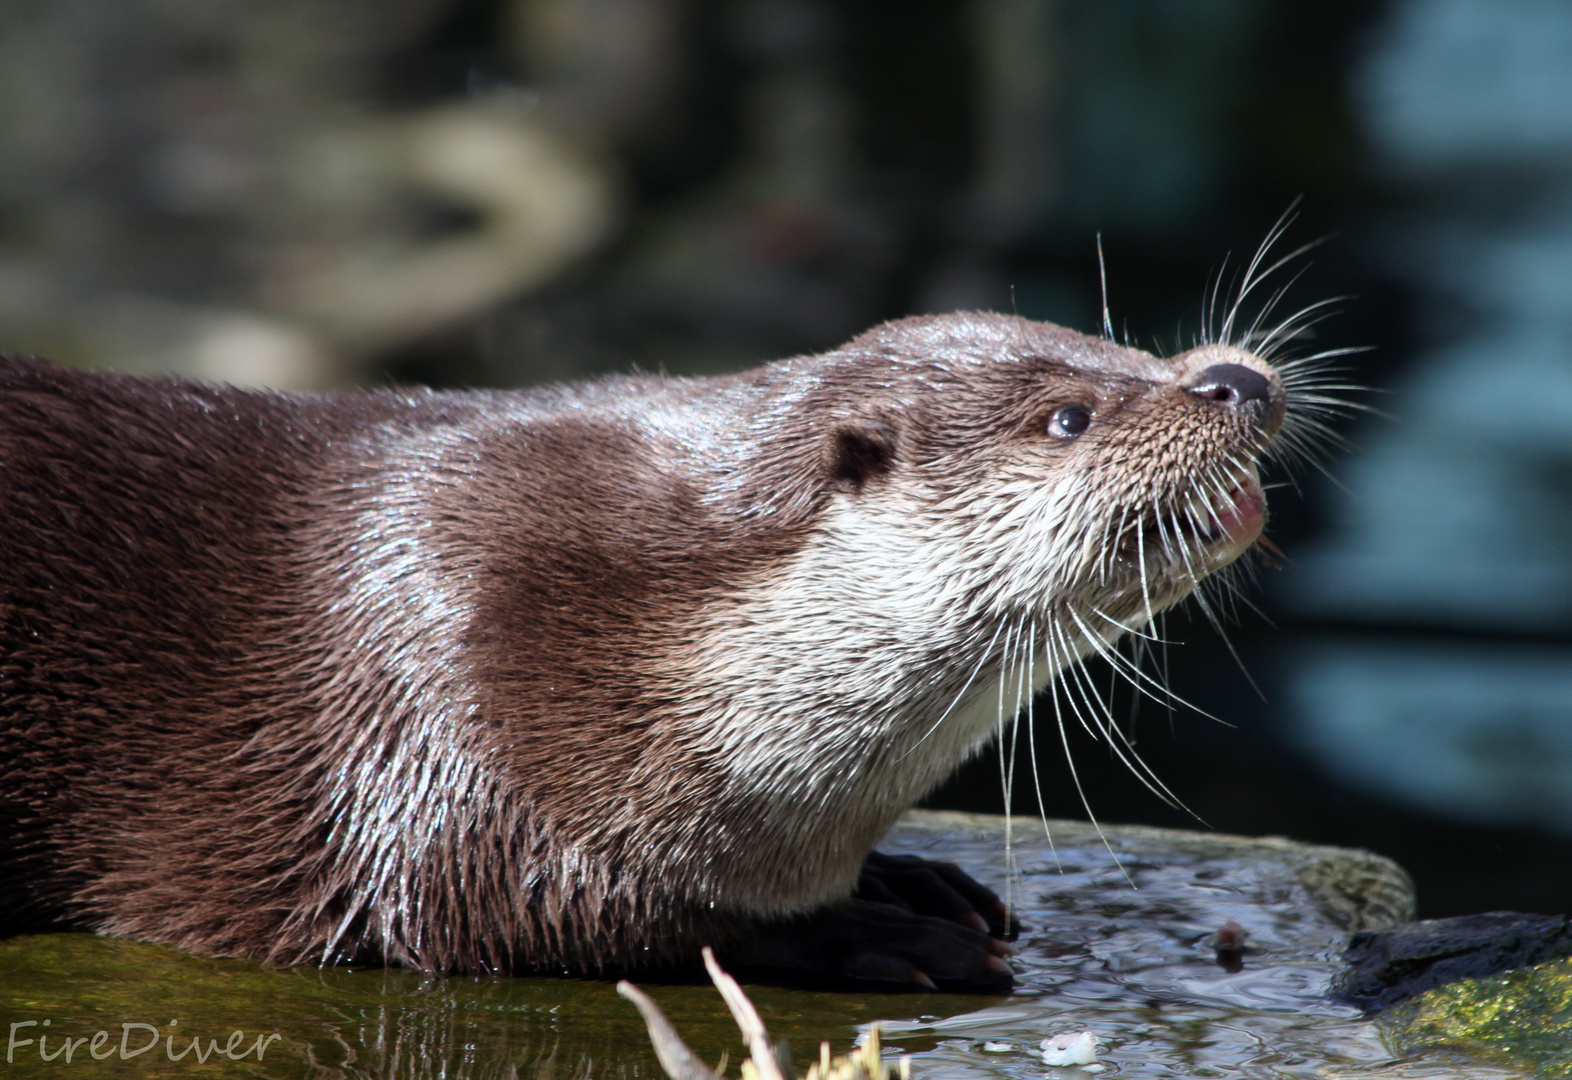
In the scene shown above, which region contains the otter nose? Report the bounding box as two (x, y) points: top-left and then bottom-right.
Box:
(1188, 363), (1273, 409)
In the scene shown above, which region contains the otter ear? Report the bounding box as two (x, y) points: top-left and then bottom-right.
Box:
(828, 420), (898, 493)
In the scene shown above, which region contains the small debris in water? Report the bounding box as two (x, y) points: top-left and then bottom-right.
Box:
(1213, 920), (1249, 972)
(1039, 1030), (1101, 1066)
(980, 1041), (1013, 1053)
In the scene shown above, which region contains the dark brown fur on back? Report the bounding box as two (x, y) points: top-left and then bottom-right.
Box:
(0, 352), (826, 972)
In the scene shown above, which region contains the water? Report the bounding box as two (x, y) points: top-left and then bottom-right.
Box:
(876, 814), (1514, 1079)
(0, 812), (1523, 1078)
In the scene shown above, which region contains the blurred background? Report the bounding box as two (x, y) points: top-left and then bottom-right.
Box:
(2, 0), (1570, 920)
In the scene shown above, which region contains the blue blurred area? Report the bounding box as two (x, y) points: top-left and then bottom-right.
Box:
(1287, 641), (1572, 832)
(1277, 0), (1572, 842)
(1357, 0), (1572, 165)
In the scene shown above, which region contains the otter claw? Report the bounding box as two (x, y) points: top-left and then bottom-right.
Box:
(855, 851), (1014, 940)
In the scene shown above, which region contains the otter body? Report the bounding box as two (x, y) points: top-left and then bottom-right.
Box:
(0, 313), (1285, 986)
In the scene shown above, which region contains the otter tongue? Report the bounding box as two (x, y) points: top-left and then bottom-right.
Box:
(1209, 480), (1265, 540)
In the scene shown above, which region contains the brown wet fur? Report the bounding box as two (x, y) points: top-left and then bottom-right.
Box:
(0, 312), (1279, 976)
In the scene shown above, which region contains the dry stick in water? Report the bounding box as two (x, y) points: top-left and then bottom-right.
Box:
(616, 979), (725, 1080)
(620, 948), (907, 1080)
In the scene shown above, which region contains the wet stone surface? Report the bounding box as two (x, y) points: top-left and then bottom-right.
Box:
(1337, 912), (1572, 1015)
(876, 812), (1524, 1080)
(0, 811), (1533, 1079)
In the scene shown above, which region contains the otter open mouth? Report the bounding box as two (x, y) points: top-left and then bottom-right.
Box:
(1115, 467), (1266, 561)
(1189, 470), (1266, 548)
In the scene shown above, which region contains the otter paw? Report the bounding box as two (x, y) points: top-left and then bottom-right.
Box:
(717, 899), (1015, 993)
(856, 850), (1018, 940)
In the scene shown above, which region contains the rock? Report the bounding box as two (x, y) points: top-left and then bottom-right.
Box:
(1376, 956), (1572, 1078)
(877, 812), (1489, 1079)
(1334, 911), (1572, 1014)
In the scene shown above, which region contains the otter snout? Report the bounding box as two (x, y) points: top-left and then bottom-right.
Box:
(1178, 350), (1286, 437)
(1188, 362), (1273, 408)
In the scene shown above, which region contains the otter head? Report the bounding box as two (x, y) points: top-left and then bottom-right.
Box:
(791, 314), (1286, 634)
(677, 312), (1296, 913)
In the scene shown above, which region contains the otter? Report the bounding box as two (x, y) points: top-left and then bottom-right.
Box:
(0, 312), (1288, 991)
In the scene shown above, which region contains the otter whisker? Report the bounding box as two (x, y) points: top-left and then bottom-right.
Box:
(1203, 566), (1271, 630)
(1010, 614), (1038, 878)
(1050, 623), (1104, 745)
(900, 616), (1011, 760)
(1097, 233), (1114, 341)
(1155, 611), (1176, 734)
(997, 616), (1021, 913)
(1202, 251), (1232, 347)
(1274, 344), (1371, 373)
(1150, 498), (1174, 562)
(1275, 407), (1349, 442)
(1201, 561), (1248, 628)
(1184, 581), (1267, 703)
(998, 614), (1024, 807)
(1125, 631), (1149, 735)
(1275, 429), (1351, 473)
(1106, 503), (1138, 583)
(1171, 508), (1212, 606)
(1178, 551), (1230, 643)
(1134, 515), (1158, 625)
(1222, 223), (1324, 348)
(1278, 397), (1366, 423)
(1100, 506), (1128, 584)
(1068, 625), (1201, 801)
(1021, 623), (1061, 873)
(1275, 378), (1365, 401)
(1254, 297), (1351, 361)
(1155, 505), (1201, 589)
(1071, 608), (1216, 720)
(1237, 272), (1317, 352)
(1269, 419), (1357, 487)
(1045, 630), (1136, 888)
(1086, 604), (1169, 643)
(1051, 621), (1192, 817)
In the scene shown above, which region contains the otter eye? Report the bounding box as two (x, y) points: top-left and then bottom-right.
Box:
(1050, 405), (1091, 438)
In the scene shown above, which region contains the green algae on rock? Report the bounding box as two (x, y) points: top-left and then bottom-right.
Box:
(1379, 957), (1572, 1079)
